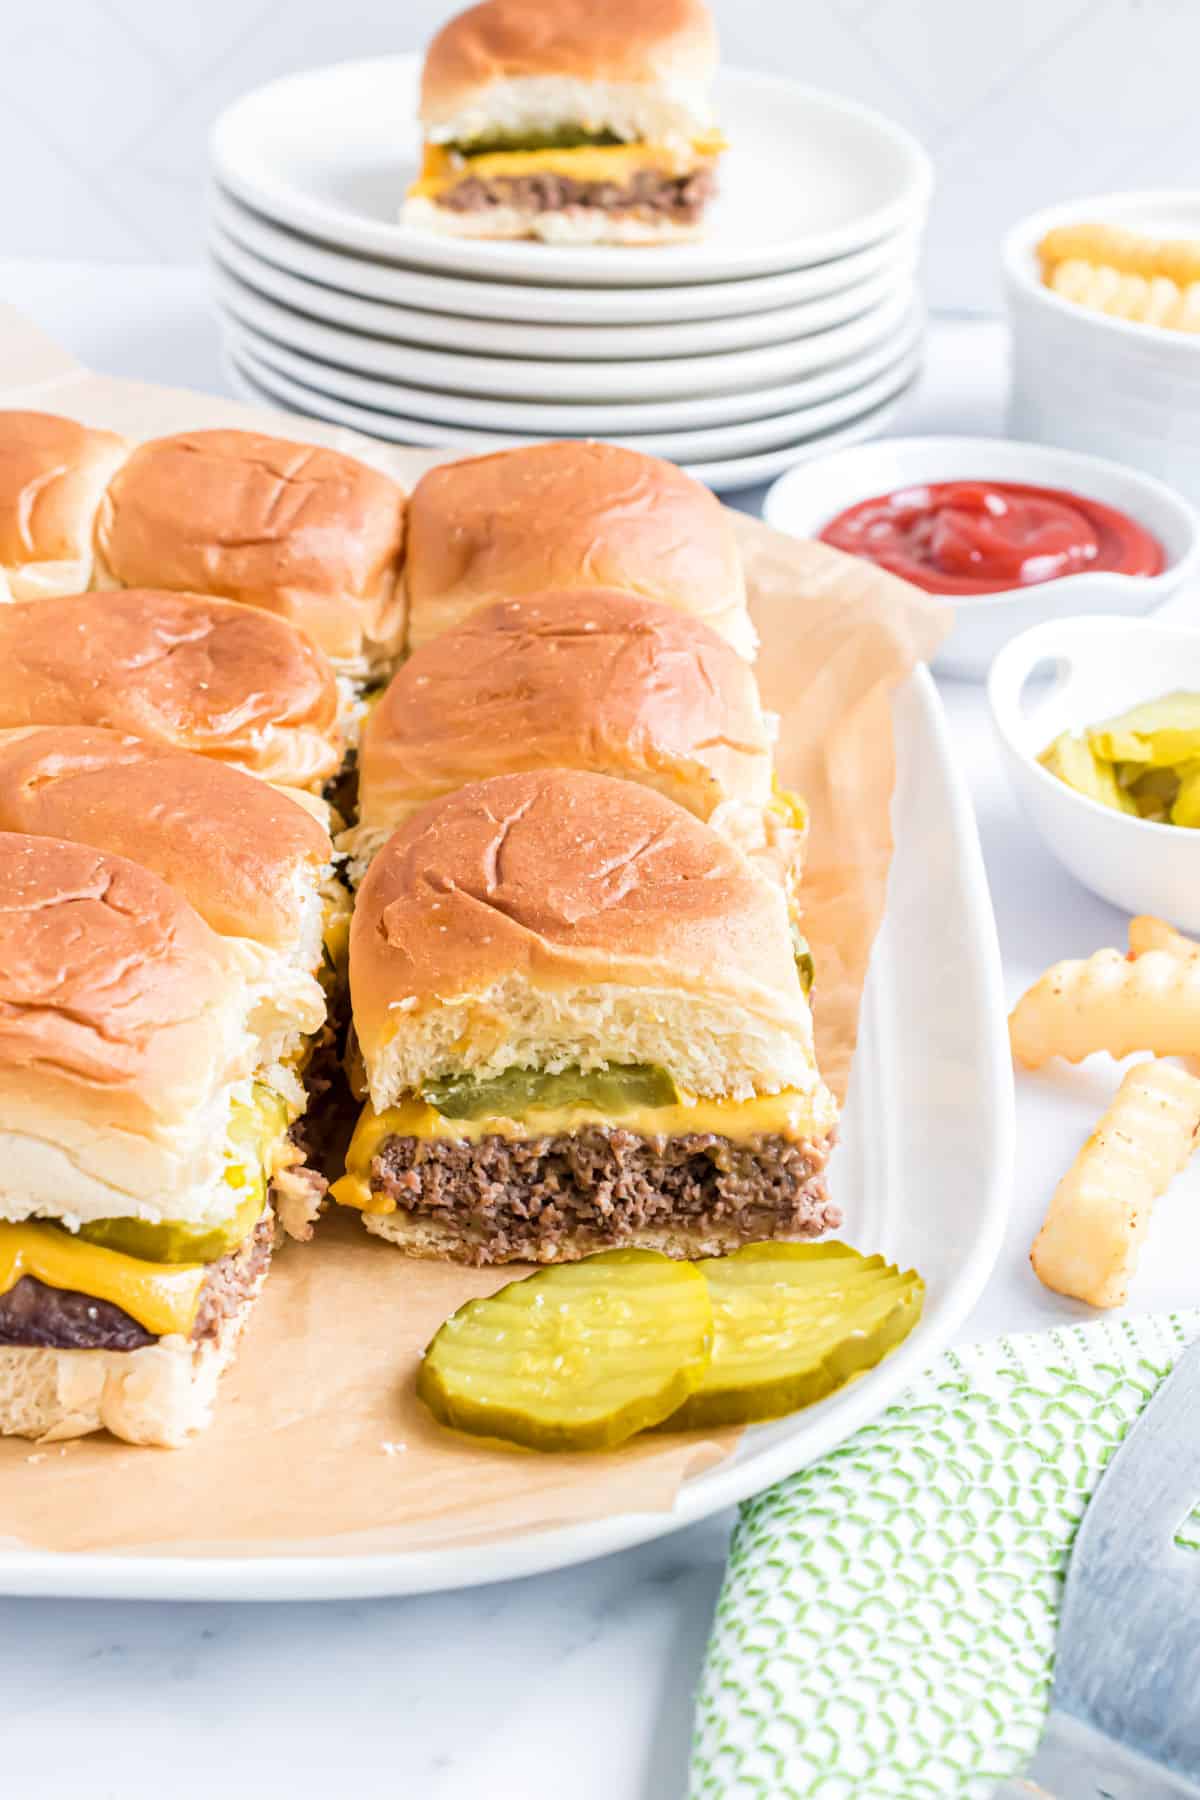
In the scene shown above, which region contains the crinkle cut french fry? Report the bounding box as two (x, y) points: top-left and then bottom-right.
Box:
(1038, 223), (1200, 289)
(1128, 915), (1200, 960)
(1047, 261), (1200, 332)
(1031, 1059), (1200, 1308)
(1009, 947), (1200, 1068)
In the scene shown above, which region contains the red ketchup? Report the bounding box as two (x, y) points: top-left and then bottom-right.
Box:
(819, 480), (1163, 596)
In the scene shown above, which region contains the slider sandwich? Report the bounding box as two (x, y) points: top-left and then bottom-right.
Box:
(406, 0), (725, 244)
(0, 588), (342, 793)
(95, 429), (407, 687)
(0, 411), (127, 600)
(405, 440), (754, 657)
(347, 587), (806, 907)
(0, 728), (346, 1241)
(0, 835), (309, 1445)
(332, 769), (838, 1264)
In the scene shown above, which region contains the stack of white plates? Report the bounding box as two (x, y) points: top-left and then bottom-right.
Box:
(209, 57), (932, 490)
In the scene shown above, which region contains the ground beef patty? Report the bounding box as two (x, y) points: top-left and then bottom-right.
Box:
(0, 1217), (274, 1352)
(370, 1127), (838, 1265)
(438, 164), (716, 223)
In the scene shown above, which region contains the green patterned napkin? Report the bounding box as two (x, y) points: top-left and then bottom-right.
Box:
(690, 1313), (1200, 1800)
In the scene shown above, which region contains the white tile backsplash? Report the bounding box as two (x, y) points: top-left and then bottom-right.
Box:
(5, 0), (1198, 312)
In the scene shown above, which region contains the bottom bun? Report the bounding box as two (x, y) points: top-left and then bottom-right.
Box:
(0, 1256), (269, 1447)
(364, 1209), (761, 1261)
(402, 194), (706, 246)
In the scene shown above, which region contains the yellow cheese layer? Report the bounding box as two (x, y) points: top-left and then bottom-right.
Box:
(331, 1086), (834, 1215)
(0, 1224), (207, 1338)
(411, 134), (726, 198)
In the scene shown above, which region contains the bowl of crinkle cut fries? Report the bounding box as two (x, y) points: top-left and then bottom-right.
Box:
(1004, 190), (1200, 499)
(990, 614), (1200, 931)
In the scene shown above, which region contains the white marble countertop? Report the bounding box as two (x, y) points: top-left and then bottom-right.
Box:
(2, 261), (1198, 1800)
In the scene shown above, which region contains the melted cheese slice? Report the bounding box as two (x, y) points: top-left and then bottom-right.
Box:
(410, 134), (726, 199)
(0, 1224), (207, 1338)
(331, 1085), (836, 1216)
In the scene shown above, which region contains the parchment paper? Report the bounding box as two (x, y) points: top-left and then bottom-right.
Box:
(0, 306), (948, 1557)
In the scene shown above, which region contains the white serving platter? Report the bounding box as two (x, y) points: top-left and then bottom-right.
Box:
(223, 341), (920, 492)
(224, 322), (922, 461)
(211, 184), (923, 325)
(0, 666), (1009, 1600)
(218, 291), (924, 434)
(211, 228), (918, 362)
(209, 59), (933, 287)
(211, 264), (917, 403)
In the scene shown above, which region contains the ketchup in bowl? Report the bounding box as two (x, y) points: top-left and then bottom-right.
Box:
(819, 480), (1163, 596)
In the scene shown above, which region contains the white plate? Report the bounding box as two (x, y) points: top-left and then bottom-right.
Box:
(0, 666), (1009, 1599)
(764, 435), (1200, 680)
(218, 291), (923, 433)
(209, 58), (933, 287)
(211, 227), (919, 361)
(224, 343), (919, 492)
(212, 184), (924, 325)
(212, 264), (918, 403)
(226, 326), (922, 462)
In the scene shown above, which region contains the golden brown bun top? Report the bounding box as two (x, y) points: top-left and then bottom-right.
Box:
(0, 728), (331, 950)
(0, 833), (245, 1116)
(351, 767), (799, 1046)
(405, 441), (748, 653)
(0, 589), (341, 789)
(0, 410), (127, 574)
(95, 429), (407, 671)
(360, 587), (771, 826)
(420, 0), (717, 120)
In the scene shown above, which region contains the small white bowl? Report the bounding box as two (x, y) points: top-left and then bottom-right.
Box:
(1004, 190), (1200, 502)
(762, 435), (1199, 680)
(989, 615), (1200, 930)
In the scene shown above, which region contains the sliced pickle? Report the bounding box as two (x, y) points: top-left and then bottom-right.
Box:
(1123, 763), (1180, 821)
(1087, 692), (1200, 769)
(791, 929), (815, 996)
(74, 1085), (288, 1264)
(74, 1186), (266, 1266)
(662, 1242), (924, 1432)
(451, 127), (626, 156)
(1171, 761), (1200, 828)
(417, 1250), (713, 1452)
(1039, 730), (1138, 814)
(422, 1063), (679, 1122)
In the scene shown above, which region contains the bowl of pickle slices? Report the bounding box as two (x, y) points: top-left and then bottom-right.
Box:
(989, 614), (1200, 929)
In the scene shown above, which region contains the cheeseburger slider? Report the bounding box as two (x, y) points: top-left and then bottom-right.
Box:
(95, 429), (407, 682)
(332, 769), (838, 1264)
(405, 441), (754, 657)
(347, 588), (805, 903)
(0, 588), (342, 792)
(405, 0), (725, 244)
(0, 411), (127, 601)
(0, 835), (305, 1445)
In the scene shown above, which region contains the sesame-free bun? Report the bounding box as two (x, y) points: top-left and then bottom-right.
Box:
(405, 442), (753, 656)
(94, 429), (407, 677)
(420, 0), (718, 144)
(0, 727), (331, 951)
(350, 769), (816, 1109)
(353, 588), (773, 869)
(0, 589), (341, 790)
(401, 194), (708, 245)
(0, 835), (278, 1230)
(0, 1292), (264, 1447)
(0, 411), (127, 602)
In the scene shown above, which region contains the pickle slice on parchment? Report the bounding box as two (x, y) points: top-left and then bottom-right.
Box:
(663, 1241), (924, 1432)
(417, 1249), (713, 1452)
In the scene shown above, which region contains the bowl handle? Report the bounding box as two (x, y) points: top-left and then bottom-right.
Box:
(987, 624), (1082, 755)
